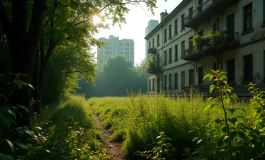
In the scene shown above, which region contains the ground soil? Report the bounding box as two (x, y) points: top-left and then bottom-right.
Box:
(92, 110), (125, 160)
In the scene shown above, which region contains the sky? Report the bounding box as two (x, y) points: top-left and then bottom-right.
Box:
(94, 0), (182, 66)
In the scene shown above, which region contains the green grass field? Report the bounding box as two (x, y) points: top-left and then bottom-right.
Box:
(88, 91), (255, 159)
(27, 95), (110, 160)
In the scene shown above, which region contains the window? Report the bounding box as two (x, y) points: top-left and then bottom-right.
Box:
(169, 74), (172, 89)
(213, 18), (220, 32)
(169, 48), (172, 63)
(243, 3), (252, 32)
(243, 54), (253, 82)
(152, 39), (154, 48)
(164, 75), (167, 90)
(198, 67), (203, 85)
(169, 25), (172, 39)
(181, 71), (185, 88)
(164, 51), (167, 66)
(181, 41), (185, 58)
(175, 73), (178, 89)
(164, 29), (167, 43)
(152, 78), (155, 91)
(174, 19), (178, 35)
(174, 44), (178, 61)
(189, 69), (195, 86)
(157, 34), (160, 46)
(149, 41), (151, 49)
(157, 54), (160, 66)
(181, 14), (185, 31)
(149, 79), (151, 91)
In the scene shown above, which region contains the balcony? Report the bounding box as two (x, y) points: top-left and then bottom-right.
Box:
(184, 0), (239, 28)
(183, 31), (239, 61)
(148, 65), (161, 74)
(148, 48), (157, 54)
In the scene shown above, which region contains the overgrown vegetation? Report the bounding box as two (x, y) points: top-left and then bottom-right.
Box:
(89, 91), (214, 159)
(1, 94), (109, 159)
(90, 70), (265, 159)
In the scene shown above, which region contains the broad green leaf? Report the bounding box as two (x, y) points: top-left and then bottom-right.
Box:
(192, 137), (199, 142)
(204, 104), (215, 111)
(17, 105), (29, 113)
(14, 141), (29, 151)
(7, 109), (16, 119)
(209, 85), (215, 93)
(23, 82), (35, 90)
(223, 96), (230, 104)
(228, 118), (237, 124)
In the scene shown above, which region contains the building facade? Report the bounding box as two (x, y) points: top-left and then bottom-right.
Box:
(145, 20), (159, 60)
(146, 0), (265, 95)
(97, 35), (134, 69)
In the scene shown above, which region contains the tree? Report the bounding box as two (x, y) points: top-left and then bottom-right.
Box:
(0, 0), (159, 126)
(76, 55), (147, 97)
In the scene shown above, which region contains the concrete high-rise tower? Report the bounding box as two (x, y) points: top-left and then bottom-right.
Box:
(97, 35), (134, 70)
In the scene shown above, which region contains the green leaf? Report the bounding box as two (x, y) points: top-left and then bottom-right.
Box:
(0, 93), (7, 100)
(192, 137), (199, 142)
(209, 85), (215, 93)
(227, 108), (235, 116)
(23, 82), (35, 90)
(17, 105), (29, 113)
(14, 141), (29, 151)
(237, 131), (246, 140)
(203, 74), (212, 80)
(223, 96), (231, 104)
(228, 118), (237, 124)
(196, 139), (203, 145)
(16, 80), (24, 90)
(7, 109), (16, 119)
(6, 140), (15, 153)
(204, 104), (215, 111)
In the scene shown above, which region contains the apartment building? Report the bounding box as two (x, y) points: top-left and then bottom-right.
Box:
(146, 0), (265, 95)
(97, 35), (134, 69)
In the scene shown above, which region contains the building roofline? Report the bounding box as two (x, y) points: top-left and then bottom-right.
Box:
(144, 0), (192, 40)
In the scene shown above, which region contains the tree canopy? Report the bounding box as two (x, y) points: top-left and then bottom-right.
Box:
(76, 55), (147, 97)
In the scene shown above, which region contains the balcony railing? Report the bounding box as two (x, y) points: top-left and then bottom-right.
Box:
(183, 31), (239, 60)
(184, 0), (238, 28)
(148, 65), (161, 74)
(148, 48), (157, 54)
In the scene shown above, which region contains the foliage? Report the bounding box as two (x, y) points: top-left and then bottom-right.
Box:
(89, 92), (211, 159)
(76, 55), (147, 97)
(191, 31), (222, 52)
(135, 131), (175, 160)
(26, 95), (110, 160)
(190, 70), (265, 159)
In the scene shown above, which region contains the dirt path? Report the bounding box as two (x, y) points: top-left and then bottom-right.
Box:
(92, 110), (125, 160)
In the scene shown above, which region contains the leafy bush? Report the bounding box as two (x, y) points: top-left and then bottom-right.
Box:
(190, 70), (265, 159)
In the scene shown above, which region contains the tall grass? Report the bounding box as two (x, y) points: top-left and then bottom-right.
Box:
(89, 91), (229, 158)
(27, 95), (109, 160)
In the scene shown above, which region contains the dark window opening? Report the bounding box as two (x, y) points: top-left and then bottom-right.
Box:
(169, 25), (172, 39)
(174, 19), (178, 35)
(169, 48), (172, 63)
(174, 44), (178, 61)
(169, 74), (172, 89)
(189, 69), (195, 86)
(243, 3), (253, 32)
(181, 41), (185, 58)
(243, 54), (253, 82)
(164, 51), (167, 66)
(181, 71), (185, 88)
(175, 73), (178, 89)
(164, 29), (167, 43)
(164, 75), (167, 90)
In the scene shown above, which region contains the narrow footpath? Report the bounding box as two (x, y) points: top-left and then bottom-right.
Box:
(92, 110), (125, 160)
